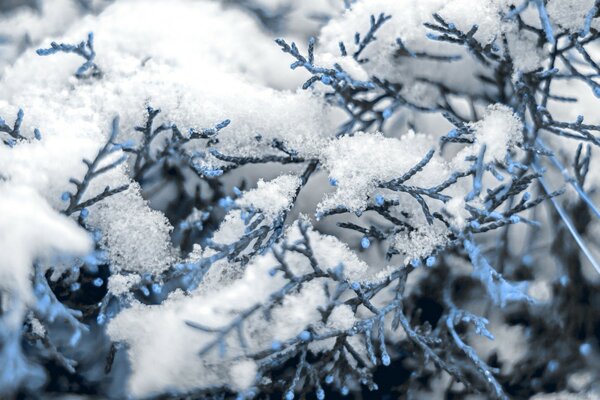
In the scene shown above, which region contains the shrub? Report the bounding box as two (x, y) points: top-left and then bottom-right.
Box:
(1, 0), (600, 399)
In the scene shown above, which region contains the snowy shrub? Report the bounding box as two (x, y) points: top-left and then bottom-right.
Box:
(1, 0), (600, 398)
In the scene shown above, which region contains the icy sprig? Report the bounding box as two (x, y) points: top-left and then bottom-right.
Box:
(126, 105), (231, 184)
(62, 117), (129, 218)
(36, 32), (101, 79)
(180, 217), (534, 399)
(0, 109), (41, 147)
(267, 3), (600, 398)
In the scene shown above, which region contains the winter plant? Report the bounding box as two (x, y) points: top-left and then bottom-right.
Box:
(1, 0), (600, 399)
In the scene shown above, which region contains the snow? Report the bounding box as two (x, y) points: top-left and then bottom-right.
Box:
(314, 0), (590, 102)
(271, 279), (327, 341)
(107, 273), (142, 297)
(191, 175), (301, 290)
(318, 130), (448, 213)
(0, 0), (336, 282)
(107, 220), (373, 396)
(469, 104), (523, 164)
(297, 219), (371, 282)
(547, 0), (597, 33)
(0, 184), (91, 328)
(393, 223), (449, 263)
(236, 175), (301, 221)
(2, 0), (597, 397)
(28, 316), (46, 338)
(108, 238), (281, 396)
(88, 183), (176, 275)
(0, 0), (83, 74)
(505, 26), (545, 73)
(229, 359), (258, 391)
(326, 304), (356, 331)
(444, 197), (469, 229)
(317, 129), (480, 264)
(439, 0), (507, 44)
(316, 0), (520, 101)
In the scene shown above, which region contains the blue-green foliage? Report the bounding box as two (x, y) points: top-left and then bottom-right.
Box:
(4, 1), (600, 399)
(36, 32), (101, 79)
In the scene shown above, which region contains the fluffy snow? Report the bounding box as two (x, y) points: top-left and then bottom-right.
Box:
(469, 104), (523, 164)
(318, 130), (449, 213)
(3, 0), (598, 397)
(107, 273), (142, 297)
(192, 175), (301, 290)
(271, 280), (327, 341)
(107, 220), (378, 396)
(316, 0), (518, 101)
(236, 175), (301, 221)
(547, 0), (598, 33)
(444, 197), (469, 229)
(229, 359), (259, 392)
(326, 304), (357, 331)
(0, 0), (336, 281)
(0, 184), (91, 327)
(88, 184), (176, 275)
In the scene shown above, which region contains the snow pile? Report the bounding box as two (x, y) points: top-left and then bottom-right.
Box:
(107, 221), (371, 397)
(471, 104), (523, 163)
(1, 0), (598, 398)
(318, 131), (448, 213)
(454, 104), (524, 165)
(236, 175), (301, 221)
(0, 184), (91, 327)
(0, 0), (335, 281)
(546, 0), (598, 33)
(88, 184), (176, 275)
(316, 0), (514, 100)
